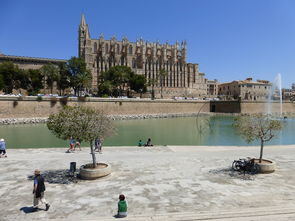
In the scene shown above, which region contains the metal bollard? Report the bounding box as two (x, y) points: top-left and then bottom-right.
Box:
(70, 162), (76, 173)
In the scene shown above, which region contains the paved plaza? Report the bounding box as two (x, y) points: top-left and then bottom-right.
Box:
(1, 145), (295, 220)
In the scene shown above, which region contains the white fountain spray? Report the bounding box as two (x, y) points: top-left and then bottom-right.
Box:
(267, 73), (283, 116)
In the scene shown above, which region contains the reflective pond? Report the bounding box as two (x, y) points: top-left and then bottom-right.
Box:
(0, 116), (294, 148)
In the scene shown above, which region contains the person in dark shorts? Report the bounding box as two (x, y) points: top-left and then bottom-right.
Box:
(33, 169), (50, 211)
(66, 136), (75, 153)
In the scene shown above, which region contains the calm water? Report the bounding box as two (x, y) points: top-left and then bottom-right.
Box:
(0, 116), (294, 149)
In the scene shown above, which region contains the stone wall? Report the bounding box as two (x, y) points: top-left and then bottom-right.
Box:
(0, 97), (210, 118)
(0, 97), (294, 119)
(240, 101), (295, 115)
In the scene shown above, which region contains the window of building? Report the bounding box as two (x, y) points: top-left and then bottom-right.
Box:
(94, 42), (97, 53)
(105, 44), (108, 53)
(117, 44), (120, 54)
(129, 45), (133, 54)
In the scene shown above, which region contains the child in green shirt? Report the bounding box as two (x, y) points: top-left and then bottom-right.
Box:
(117, 194), (127, 218)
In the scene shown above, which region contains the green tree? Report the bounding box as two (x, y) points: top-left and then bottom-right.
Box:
(0, 62), (23, 93)
(25, 69), (44, 95)
(129, 74), (147, 97)
(97, 81), (113, 97)
(56, 63), (70, 96)
(100, 66), (134, 97)
(40, 63), (59, 94)
(67, 57), (92, 96)
(0, 74), (4, 91)
(233, 114), (283, 163)
(47, 106), (115, 167)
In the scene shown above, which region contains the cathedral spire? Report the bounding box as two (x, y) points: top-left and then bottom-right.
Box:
(80, 13), (87, 27)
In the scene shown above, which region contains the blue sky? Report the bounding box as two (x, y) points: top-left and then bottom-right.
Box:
(1, 0), (295, 88)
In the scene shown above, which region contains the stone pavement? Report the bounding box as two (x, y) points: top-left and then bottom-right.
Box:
(1, 145), (295, 221)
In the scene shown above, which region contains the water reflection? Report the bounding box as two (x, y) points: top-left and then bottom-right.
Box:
(0, 116), (294, 148)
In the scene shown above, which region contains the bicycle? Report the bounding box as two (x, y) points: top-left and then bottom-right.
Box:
(232, 158), (260, 174)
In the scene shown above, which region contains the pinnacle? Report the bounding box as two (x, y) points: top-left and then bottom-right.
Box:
(80, 13), (86, 26)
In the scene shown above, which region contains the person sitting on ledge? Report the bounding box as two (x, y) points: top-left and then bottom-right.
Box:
(138, 139), (143, 147)
(144, 138), (153, 147)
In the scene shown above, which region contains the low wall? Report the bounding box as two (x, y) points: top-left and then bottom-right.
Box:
(0, 97), (210, 118)
(0, 97), (294, 119)
(240, 101), (295, 115)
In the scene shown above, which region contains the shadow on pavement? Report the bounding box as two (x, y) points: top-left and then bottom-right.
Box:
(20, 206), (39, 213)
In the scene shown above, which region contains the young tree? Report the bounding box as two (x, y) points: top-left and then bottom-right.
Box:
(40, 63), (59, 94)
(47, 106), (115, 168)
(233, 114), (283, 163)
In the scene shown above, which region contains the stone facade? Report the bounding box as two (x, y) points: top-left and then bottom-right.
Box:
(206, 79), (219, 96)
(0, 54), (66, 70)
(218, 78), (271, 101)
(78, 14), (208, 98)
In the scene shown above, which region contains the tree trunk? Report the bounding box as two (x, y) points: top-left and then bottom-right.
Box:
(259, 139), (264, 163)
(90, 140), (97, 168)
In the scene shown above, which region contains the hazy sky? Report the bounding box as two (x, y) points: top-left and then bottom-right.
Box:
(1, 0), (295, 87)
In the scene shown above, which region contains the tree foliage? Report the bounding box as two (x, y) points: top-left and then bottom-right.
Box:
(41, 63), (59, 94)
(47, 106), (115, 167)
(67, 57), (92, 96)
(0, 62), (24, 93)
(99, 66), (147, 97)
(129, 74), (147, 94)
(25, 69), (44, 95)
(233, 114), (283, 162)
(56, 63), (71, 96)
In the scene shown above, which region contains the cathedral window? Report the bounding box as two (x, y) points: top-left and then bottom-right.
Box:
(117, 44), (120, 54)
(129, 45), (133, 54)
(94, 42), (97, 53)
(132, 59), (136, 68)
(105, 44), (108, 53)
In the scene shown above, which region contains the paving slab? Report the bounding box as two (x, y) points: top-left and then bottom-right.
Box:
(0, 145), (295, 221)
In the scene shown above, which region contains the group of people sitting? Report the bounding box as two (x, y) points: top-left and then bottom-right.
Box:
(0, 138), (7, 158)
(138, 138), (153, 147)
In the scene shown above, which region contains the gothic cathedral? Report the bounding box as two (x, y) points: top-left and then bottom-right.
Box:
(78, 14), (208, 98)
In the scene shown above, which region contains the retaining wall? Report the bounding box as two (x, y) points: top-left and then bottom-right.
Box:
(0, 97), (294, 119)
(0, 97), (210, 118)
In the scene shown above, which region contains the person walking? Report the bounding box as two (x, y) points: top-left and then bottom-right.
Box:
(33, 169), (50, 211)
(66, 136), (75, 153)
(0, 138), (7, 158)
(94, 138), (103, 153)
(74, 138), (81, 151)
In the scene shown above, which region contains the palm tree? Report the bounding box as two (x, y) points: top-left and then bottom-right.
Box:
(40, 63), (59, 94)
